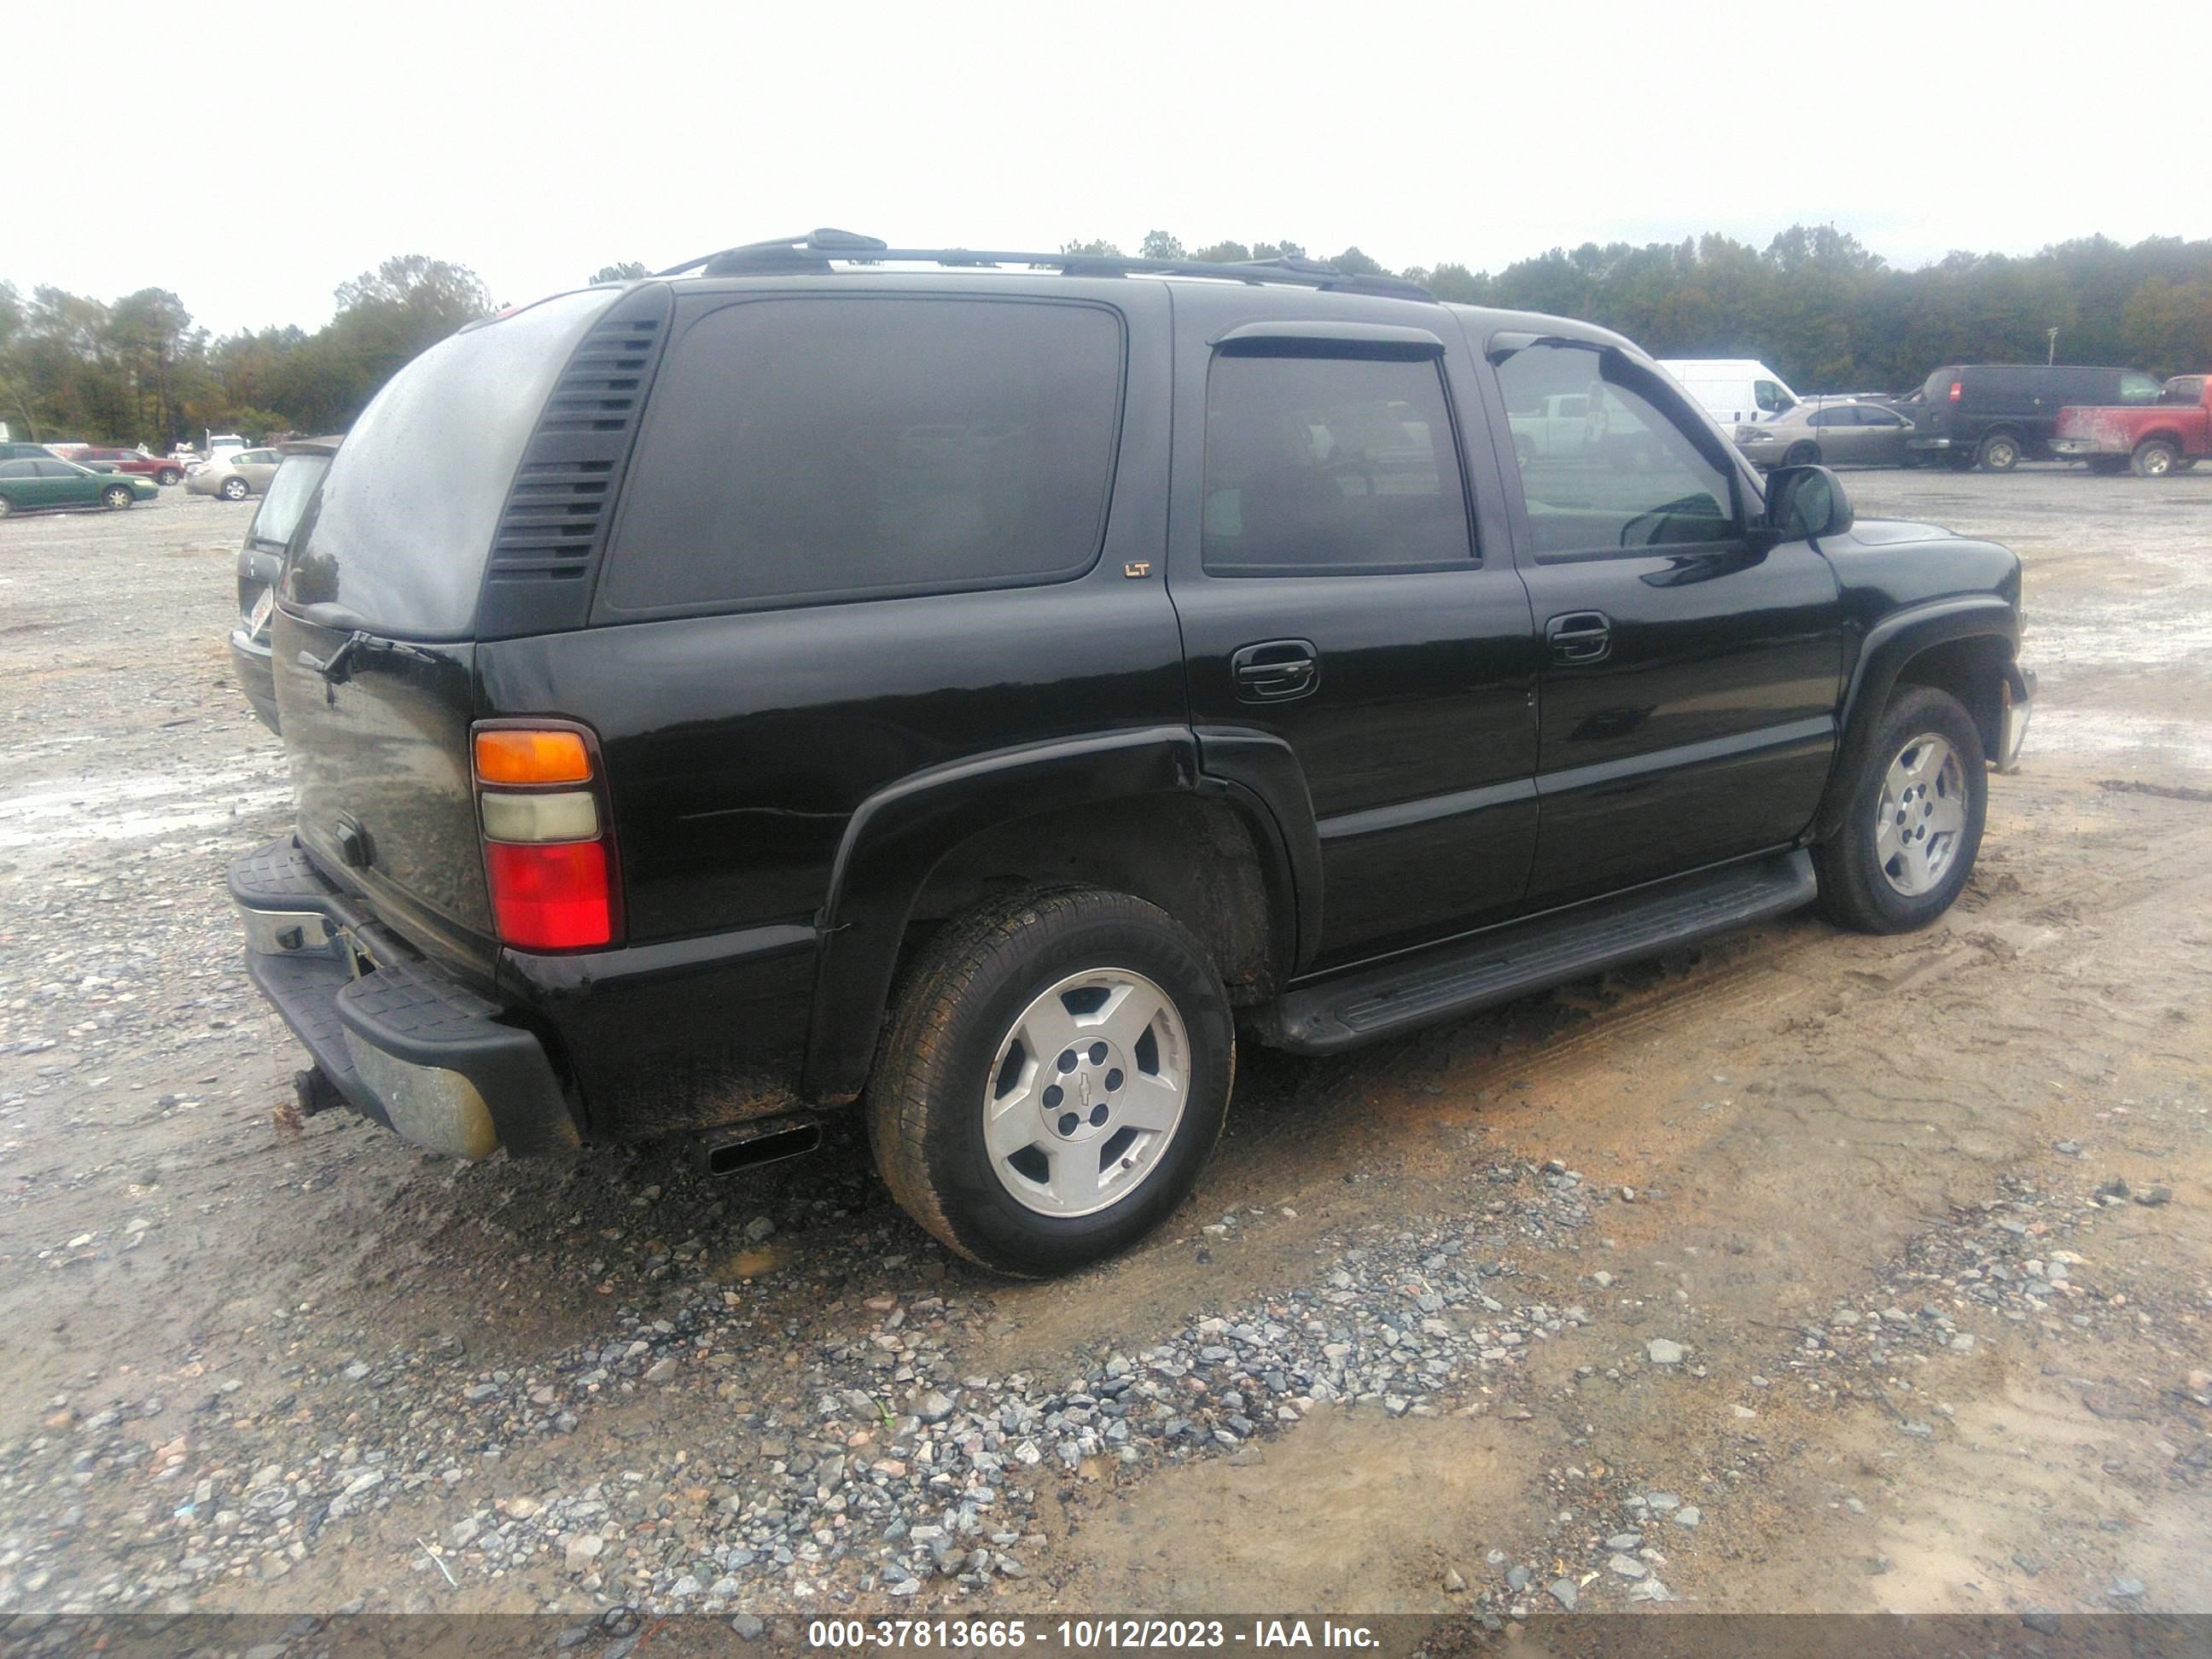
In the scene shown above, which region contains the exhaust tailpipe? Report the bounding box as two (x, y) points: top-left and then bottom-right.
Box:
(691, 1115), (823, 1176)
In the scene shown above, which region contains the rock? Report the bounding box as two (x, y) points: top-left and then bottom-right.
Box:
(1899, 1419), (1934, 1438)
(731, 1615), (766, 1639)
(917, 1390), (958, 1424)
(1605, 1532), (1644, 1551)
(2021, 1612), (2061, 1637)
(565, 1534), (604, 1573)
(1506, 1565), (1531, 1592)
(1547, 1578), (1578, 1612)
(1646, 1339), (1685, 1365)
(644, 1359), (678, 1384)
(1607, 1553), (1647, 1580)
(2109, 1577), (2145, 1601)
(743, 1215), (777, 1242)
(1644, 1493), (1680, 1511)
(2133, 1185), (2172, 1207)
(1627, 1578), (1672, 1603)
(1673, 1506), (1701, 1528)
(1443, 1568), (1467, 1592)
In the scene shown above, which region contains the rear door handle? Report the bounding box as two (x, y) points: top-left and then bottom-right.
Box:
(1545, 611), (1613, 665)
(1231, 639), (1320, 702)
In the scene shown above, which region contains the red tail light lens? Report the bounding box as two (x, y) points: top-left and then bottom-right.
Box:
(486, 840), (614, 951)
(1947, 380), (1962, 403)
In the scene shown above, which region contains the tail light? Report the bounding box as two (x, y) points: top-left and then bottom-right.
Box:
(471, 721), (620, 951)
(1947, 380), (1962, 403)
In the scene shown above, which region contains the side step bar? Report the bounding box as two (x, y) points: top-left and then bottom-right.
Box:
(1261, 849), (1817, 1055)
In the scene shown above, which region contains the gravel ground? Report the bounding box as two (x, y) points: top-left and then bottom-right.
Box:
(0, 471), (2207, 1644)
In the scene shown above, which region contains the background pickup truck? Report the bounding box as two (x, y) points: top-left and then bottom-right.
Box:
(2052, 374), (2209, 476)
(1506, 392), (1591, 463)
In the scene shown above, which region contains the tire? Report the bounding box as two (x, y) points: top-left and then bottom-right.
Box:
(1976, 432), (2020, 472)
(1813, 685), (1988, 934)
(158, 468), (183, 486)
(866, 888), (1234, 1277)
(1784, 441), (1819, 468)
(2131, 439), (2179, 479)
(102, 485), (133, 510)
(219, 476), (249, 502)
(0, 495), (12, 518)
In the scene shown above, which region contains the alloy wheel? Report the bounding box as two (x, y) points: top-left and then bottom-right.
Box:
(1875, 732), (1967, 896)
(981, 968), (1190, 1218)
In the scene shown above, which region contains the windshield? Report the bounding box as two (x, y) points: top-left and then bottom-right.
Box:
(248, 453), (332, 548)
(284, 288), (618, 638)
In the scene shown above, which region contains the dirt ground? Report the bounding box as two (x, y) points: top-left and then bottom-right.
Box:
(0, 466), (2206, 1640)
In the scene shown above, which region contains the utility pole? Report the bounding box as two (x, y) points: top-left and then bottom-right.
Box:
(2047, 328), (2059, 365)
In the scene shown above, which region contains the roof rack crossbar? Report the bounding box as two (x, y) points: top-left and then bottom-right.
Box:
(657, 230), (1434, 300)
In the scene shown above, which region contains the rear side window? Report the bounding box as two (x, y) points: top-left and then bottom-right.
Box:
(2119, 372), (2161, 403)
(1201, 353), (1473, 573)
(250, 454), (331, 549)
(599, 298), (1125, 615)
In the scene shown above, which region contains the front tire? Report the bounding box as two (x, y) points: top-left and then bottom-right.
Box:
(158, 467), (183, 486)
(1976, 432), (2020, 472)
(102, 485), (134, 510)
(2132, 439), (2179, 478)
(219, 476), (249, 502)
(1784, 440), (1819, 467)
(867, 888), (1234, 1277)
(1813, 686), (1988, 934)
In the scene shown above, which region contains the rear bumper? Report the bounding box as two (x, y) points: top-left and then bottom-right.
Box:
(231, 837), (579, 1158)
(228, 630), (280, 734)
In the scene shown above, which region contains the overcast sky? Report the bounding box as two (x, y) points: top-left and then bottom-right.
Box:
(11, 0), (2194, 336)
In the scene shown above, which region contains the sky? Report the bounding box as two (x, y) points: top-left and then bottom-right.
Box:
(9, 0), (2198, 338)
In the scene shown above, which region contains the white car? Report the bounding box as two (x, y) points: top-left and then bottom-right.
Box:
(185, 447), (282, 501)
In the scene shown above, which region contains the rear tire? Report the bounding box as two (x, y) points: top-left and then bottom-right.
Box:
(866, 888), (1234, 1278)
(1784, 440), (1819, 467)
(2132, 439), (2179, 478)
(158, 467), (183, 486)
(219, 476), (249, 502)
(102, 485), (133, 510)
(1976, 432), (2020, 472)
(0, 495), (12, 518)
(1813, 686), (1988, 934)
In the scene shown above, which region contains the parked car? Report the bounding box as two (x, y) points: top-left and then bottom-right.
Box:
(230, 439), (341, 733)
(2050, 375), (2209, 476)
(1906, 364), (2163, 471)
(187, 447), (282, 500)
(0, 457), (159, 515)
(1656, 358), (1802, 427)
(1734, 399), (1918, 469)
(72, 445), (186, 485)
(230, 232), (2034, 1277)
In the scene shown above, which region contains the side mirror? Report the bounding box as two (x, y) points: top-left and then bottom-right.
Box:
(1762, 463), (1854, 542)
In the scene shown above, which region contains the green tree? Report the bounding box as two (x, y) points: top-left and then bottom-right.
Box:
(1059, 238), (1123, 258)
(590, 261), (649, 284)
(1190, 241), (1251, 264)
(1138, 231), (1185, 261)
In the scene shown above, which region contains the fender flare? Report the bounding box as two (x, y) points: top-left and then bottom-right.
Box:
(803, 726), (1201, 1103)
(1812, 597), (2018, 841)
(1191, 727), (1322, 973)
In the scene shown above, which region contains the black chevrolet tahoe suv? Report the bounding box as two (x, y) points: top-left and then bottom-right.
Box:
(232, 230), (2034, 1276)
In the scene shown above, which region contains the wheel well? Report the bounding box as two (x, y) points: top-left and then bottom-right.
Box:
(1978, 425), (2021, 446)
(1893, 635), (2008, 760)
(903, 794), (1281, 1005)
(2133, 431), (2182, 451)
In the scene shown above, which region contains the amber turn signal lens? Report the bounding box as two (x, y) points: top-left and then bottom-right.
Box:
(474, 727), (591, 785)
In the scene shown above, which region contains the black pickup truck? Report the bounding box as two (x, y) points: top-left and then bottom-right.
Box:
(232, 231), (2034, 1276)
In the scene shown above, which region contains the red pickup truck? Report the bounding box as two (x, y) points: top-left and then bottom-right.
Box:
(2052, 375), (2209, 476)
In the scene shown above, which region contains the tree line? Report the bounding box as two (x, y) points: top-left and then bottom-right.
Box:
(3, 229), (2206, 448)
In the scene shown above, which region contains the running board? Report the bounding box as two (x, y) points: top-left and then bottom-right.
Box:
(1261, 850), (1818, 1055)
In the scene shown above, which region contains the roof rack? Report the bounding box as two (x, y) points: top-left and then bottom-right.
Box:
(655, 229), (1435, 301)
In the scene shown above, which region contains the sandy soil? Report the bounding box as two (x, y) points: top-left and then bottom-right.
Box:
(0, 467), (2205, 1639)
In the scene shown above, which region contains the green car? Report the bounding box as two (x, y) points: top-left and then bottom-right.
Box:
(0, 457), (160, 516)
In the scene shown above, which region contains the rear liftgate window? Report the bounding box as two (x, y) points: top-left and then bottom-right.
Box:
(599, 298), (1126, 614)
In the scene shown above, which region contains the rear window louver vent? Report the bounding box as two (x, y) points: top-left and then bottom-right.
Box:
(477, 286), (673, 636)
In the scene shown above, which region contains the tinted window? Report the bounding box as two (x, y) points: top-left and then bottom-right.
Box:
(286, 288), (614, 637)
(602, 298), (1124, 614)
(1754, 380), (1793, 412)
(0, 461), (35, 479)
(2119, 372), (2161, 404)
(1201, 352), (1471, 573)
(249, 453), (332, 549)
(1807, 407), (1853, 428)
(1495, 343), (1738, 558)
(1859, 406), (1904, 426)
